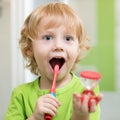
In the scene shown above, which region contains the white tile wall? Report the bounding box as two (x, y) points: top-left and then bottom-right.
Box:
(101, 92), (120, 120)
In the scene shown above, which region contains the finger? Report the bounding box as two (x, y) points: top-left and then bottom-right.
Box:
(89, 99), (96, 112)
(79, 94), (89, 113)
(93, 93), (104, 104)
(44, 98), (61, 108)
(40, 106), (56, 117)
(38, 94), (61, 107)
(36, 101), (58, 117)
(43, 102), (59, 114)
(73, 93), (81, 110)
(82, 95), (89, 112)
(45, 94), (61, 105)
(97, 93), (104, 102)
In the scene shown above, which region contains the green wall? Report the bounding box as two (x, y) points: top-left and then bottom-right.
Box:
(79, 0), (115, 91)
(97, 0), (115, 91)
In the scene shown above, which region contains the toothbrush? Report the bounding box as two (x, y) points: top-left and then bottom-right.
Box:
(44, 65), (59, 120)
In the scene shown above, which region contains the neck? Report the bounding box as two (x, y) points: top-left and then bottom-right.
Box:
(39, 73), (72, 90)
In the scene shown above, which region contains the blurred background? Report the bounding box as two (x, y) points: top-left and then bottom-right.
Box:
(0, 0), (120, 119)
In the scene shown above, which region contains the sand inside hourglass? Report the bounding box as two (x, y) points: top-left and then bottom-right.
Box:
(81, 78), (100, 90)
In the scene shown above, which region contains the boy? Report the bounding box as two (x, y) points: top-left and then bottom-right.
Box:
(5, 2), (102, 120)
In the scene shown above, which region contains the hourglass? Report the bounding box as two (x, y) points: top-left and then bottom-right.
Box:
(80, 71), (101, 110)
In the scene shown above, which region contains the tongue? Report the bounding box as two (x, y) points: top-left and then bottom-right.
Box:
(52, 61), (61, 70)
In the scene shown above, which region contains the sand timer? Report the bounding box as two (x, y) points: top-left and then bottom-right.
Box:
(80, 71), (101, 110)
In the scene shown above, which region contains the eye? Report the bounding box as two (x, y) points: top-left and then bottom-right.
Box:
(43, 35), (53, 41)
(65, 35), (73, 41)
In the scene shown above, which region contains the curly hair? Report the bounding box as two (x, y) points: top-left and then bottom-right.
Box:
(19, 2), (90, 75)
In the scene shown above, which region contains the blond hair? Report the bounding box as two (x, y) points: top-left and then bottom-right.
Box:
(19, 2), (90, 75)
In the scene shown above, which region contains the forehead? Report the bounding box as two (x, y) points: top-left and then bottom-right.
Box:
(38, 15), (76, 33)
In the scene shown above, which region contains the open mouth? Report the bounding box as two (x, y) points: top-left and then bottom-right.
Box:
(49, 57), (65, 70)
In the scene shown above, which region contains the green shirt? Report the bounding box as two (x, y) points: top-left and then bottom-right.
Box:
(5, 73), (100, 120)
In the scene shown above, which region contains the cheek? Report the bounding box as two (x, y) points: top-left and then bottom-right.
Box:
(33, 42), (46, 55)
(70, 44), (79, 58)
(32, 45), (44, 63)
(68, 48), (79, 66)
(32, 42), (51, 67)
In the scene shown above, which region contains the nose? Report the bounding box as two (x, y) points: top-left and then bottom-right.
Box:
(53, 39), (64, 51)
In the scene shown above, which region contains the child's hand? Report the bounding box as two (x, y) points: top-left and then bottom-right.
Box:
(72, 93), (103, 120)
(30, 94), (61, 120)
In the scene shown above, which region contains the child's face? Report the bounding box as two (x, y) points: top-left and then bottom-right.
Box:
(32, 17), (79, 82)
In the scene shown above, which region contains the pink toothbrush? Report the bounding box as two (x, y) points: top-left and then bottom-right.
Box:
(44, 64), (59, 120)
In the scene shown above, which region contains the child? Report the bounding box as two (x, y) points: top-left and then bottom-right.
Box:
(5, 2), (103, 120)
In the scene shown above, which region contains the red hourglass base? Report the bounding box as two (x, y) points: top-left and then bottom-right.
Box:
(82, 89), (95, 96)
(81, 89), (100, 110)
(44, 113), (52, 120)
